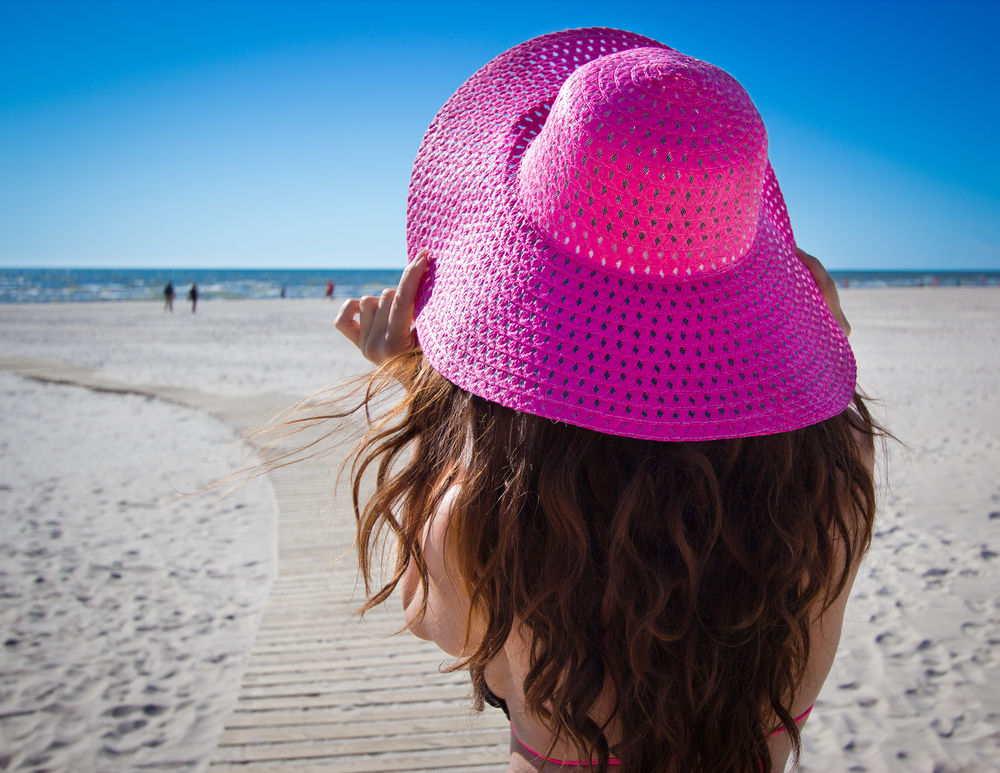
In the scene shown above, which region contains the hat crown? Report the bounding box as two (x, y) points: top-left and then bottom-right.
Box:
(516, 47), (768, 277)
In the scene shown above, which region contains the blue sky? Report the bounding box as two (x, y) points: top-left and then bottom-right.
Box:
(1, 0), (998, 270)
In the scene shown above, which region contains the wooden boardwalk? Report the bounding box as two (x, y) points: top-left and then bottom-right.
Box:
(207, 459), (509, 773)
(0, 358), (510, 773)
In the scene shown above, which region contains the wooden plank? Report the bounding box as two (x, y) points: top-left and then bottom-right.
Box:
(218, 701), (488, 729)
(210, 747), (508, 773)
(239, 646), (432, 664)
(235, 672), (470, 700)
(238, 665), (463, 689)
(231, 685), (472, 712)
(209, 759), (504, 773)
(213, 729), (509, 762)
(219, 715), (508, 745)
(241, 651), (448, 675)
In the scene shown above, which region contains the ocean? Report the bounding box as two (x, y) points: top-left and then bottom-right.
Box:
(0, 267), (997, 304)
(0, 268), (405, 304)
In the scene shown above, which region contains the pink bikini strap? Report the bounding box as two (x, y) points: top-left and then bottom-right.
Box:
(511, 703), (815, 766)
(510, 723), (621, 767)
(769, 704), (815, 736)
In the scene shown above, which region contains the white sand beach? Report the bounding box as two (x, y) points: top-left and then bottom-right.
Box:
(0, 373), (280, 771)
(1, 289), (999, 772)
(800, 289), (1000, 772)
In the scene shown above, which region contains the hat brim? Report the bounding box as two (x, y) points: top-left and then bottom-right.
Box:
(408, 28), (856, 441)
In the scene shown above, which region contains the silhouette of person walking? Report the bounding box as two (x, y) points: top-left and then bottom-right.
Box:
(188, 283), (199, 313)
(164, 281), (175, 312)
(325, 280), (335, 299)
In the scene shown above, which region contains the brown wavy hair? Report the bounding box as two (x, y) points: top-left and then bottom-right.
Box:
(315, 350), (879, 773)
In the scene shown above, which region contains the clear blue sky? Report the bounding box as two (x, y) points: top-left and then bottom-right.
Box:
(1, 0), (998, 270)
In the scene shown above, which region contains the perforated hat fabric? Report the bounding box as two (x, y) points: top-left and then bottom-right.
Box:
(407, 28), (856, 441)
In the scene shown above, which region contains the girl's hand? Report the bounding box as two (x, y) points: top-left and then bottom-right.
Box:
(335, 250), (429, 366)
(795, 247), (851, 338)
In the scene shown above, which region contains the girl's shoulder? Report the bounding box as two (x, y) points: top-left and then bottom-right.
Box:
(400, 484), (475, 658)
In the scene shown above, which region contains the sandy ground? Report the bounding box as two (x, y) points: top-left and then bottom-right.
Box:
(0, 372), (279, 772)
(0, 299), (367, 399)
(800, 288), (1000, 772)
(1, 289), (999, 772)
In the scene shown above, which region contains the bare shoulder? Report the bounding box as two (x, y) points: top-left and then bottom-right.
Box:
(422, 484), (462, 571)
(400, 484), (476, 658)
(769, 405), (877, 767)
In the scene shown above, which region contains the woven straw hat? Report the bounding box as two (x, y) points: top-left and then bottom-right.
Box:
(408, 28), (856, 441)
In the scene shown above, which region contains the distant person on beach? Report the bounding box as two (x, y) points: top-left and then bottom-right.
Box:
(280, 285), (286, 298)
(163, 281), (174, 312)
(277, 29), (888, 772)
(325, 280), (335, 299)
(188, 283), (198, 313)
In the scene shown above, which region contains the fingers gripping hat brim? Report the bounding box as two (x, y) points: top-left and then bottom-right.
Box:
(407, 28), (856, 441)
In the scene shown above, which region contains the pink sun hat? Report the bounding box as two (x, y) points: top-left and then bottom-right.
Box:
(407, 28), (856, 441)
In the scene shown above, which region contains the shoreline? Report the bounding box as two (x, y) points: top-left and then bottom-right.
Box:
(1, 272), (998, 305)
